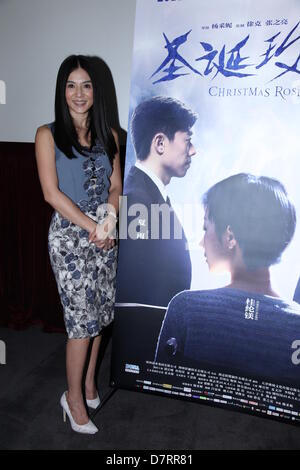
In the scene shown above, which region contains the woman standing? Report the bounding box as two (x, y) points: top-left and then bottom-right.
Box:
(35, 55), (122, 434)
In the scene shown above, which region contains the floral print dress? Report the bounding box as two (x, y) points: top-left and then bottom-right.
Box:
(47, 124), (117, 339)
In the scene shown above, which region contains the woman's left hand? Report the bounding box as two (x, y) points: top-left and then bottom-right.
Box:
(89, 214), (117, 250)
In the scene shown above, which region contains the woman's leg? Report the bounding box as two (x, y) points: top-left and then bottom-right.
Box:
(66, 337), (90, 425)
(85, 335), (102, 399)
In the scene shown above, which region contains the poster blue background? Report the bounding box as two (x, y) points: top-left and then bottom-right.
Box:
(125, 0), (300, 301)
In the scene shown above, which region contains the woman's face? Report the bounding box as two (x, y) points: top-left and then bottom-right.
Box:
(65, 67), (93, 117)
(200, 210), (230, 273)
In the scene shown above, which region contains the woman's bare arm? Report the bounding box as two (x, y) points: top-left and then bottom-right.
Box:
(35, 125), (97, 234)
(107, 129), (122, 215)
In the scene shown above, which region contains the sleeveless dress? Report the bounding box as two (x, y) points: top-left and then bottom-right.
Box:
(47, 123), (118, 339)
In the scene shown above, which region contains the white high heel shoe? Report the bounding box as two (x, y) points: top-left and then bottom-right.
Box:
(60, 392), (98, 434)
(86, 393), (101, 409)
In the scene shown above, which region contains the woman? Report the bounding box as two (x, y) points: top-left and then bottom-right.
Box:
(155, 174), (300, 385)
(35, 55), (122, 434)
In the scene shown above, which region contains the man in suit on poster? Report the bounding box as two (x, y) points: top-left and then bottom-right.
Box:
(116, 96), (197, 308)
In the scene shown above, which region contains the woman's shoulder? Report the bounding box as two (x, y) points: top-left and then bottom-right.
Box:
(170, 288), (228, 303)
(171, 287), (300, 316)
(167, 289), (207, 311)
(168, 288), (248, 315)
(35, 123), (54, 142)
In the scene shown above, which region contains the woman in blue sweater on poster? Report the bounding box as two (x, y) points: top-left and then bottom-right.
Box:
(155, 173), (300, 386)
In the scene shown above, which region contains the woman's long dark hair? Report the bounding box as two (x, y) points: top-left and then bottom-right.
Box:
(54, 55), (117, 163)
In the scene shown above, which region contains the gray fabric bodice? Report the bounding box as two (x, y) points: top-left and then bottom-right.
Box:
(48, 122), (112, 214)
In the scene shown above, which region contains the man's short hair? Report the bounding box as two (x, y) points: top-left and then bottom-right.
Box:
(203, 173), (296, 270)
(131, 96), (197, 161)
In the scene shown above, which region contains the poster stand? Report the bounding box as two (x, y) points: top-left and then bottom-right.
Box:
(109, 0), (300, 426)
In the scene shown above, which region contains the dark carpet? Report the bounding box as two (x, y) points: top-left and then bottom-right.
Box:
(0, 325), (300, 450)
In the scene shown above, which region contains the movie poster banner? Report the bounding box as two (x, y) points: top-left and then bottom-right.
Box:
(112, 0), (300, 424)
